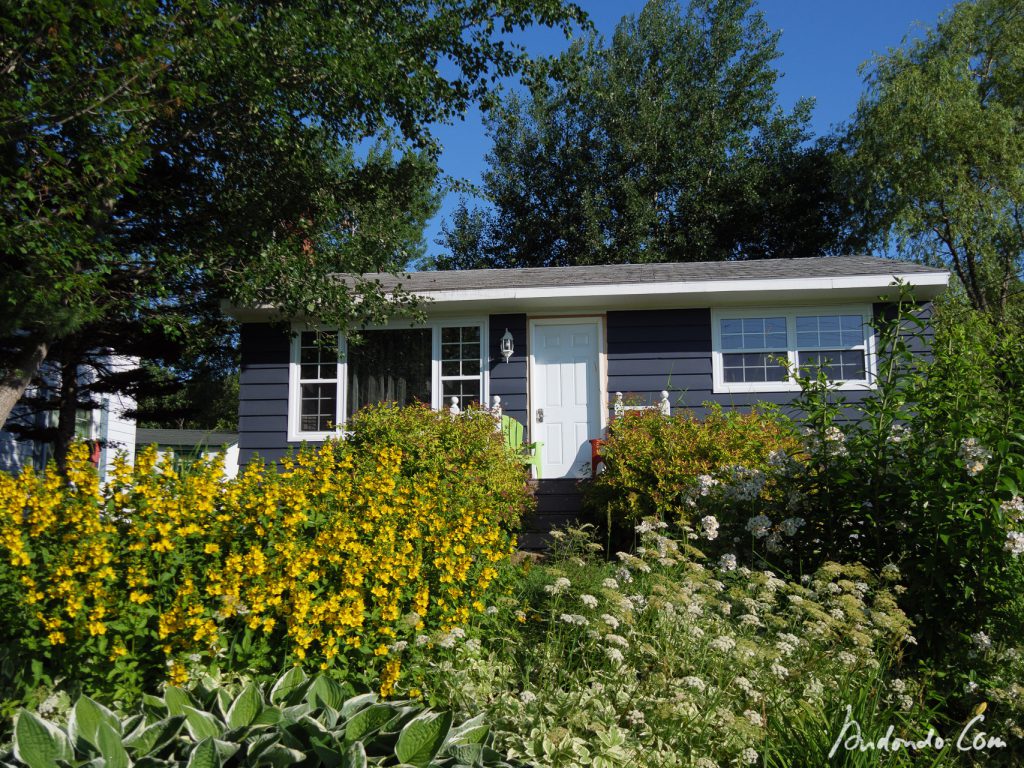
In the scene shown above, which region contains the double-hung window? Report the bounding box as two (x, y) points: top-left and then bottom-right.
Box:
(711, 306), (874, 393)
(288, 320), (487, 440)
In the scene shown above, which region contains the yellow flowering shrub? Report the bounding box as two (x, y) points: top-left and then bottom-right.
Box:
(0, 404), (529, 704)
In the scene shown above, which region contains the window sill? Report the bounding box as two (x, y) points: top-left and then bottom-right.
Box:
(712, 380), (874, 395)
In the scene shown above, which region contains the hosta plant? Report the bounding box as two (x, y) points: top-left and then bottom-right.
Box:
(3, 668), (522, 768)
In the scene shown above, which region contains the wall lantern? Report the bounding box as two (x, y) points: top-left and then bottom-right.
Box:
(500, 329), (514, 364)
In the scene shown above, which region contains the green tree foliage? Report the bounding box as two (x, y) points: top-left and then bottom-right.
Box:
(436, 0), (859, 269)
(849, 0), (1024, 319)
(0, 0), (586, 461)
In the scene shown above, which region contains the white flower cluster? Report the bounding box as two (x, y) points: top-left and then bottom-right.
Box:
(971, 631), (992, 651)
(958, 437), (992, 476)
(804, 425), (848, 457)
(887, 423), (911, 445)
(709, 635), (736, 653)
(722, 465), (767, 502)
(581, 594), (599, 609)
(700, 515), (720, 541)
(559, 613), (589, 626)
(545, 576), (572, 595)
(696, 474), (720, 496)
(1001, 495), (1024, 523)
(718, 553), (738, 572)
(1005, 530), (1024, 557)
(780, 516), (806, 537)
(745, 515), (772, 539)
(635, 518), (669, 534)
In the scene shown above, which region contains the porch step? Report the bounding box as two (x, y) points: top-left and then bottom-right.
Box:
(520, 479), (591, 550)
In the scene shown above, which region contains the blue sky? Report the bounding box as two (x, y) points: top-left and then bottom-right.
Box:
(421, 0), (957, 261)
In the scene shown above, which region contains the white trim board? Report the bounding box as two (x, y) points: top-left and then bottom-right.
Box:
(286, 316), (490, 442)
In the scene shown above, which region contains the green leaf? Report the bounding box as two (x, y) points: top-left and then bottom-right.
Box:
(258, 744), (306, 766)
(124, 716), (184, 757)
(340, 741), (367, 768)
(343, 704), (396, 745)
(309, 676), (346, 711)
(70, 695), (121, 750)
(448, 713), (489, 746)
(186, 738), (221, 768)
(183, 706), (224, 741)
(96, 721), (130, 768)
(164, 686), (193, 717)
(339, 693), (377, 719)
(395, 710), (453, 767)
(13, 711), (73, 768)
(269, 667), (306, 705)
(226, 683), (262, 729)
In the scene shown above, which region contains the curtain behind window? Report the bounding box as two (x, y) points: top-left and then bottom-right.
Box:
(346, 329), (432, 418)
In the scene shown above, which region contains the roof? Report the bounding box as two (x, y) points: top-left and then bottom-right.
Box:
(136, 428), (238, 447)
(347, 256), (947, 293)
(228, 255), (949, 320)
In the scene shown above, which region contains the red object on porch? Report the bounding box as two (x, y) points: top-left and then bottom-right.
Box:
(89, 441), (101, 467)
(589, 438), (606, 478)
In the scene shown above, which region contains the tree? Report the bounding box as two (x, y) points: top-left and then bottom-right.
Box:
(848, 0), (1024, 319)
(0, 0), (586, 464)
(436, 0), (859, 269)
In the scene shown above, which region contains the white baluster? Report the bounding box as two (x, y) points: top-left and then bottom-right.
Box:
(660, 390), (671, 416)
(613, 391), (625, 420)
(449, 396), (460, 415)
(491, 395), (502, 431)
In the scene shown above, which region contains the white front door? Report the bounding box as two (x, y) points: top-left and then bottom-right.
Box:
(530, 319), (602, 478)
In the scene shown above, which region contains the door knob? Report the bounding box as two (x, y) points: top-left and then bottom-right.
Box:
(537, 408), (544, 423)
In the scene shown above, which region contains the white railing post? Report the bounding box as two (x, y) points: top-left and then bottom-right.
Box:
(660, 390), (671, 416)
(613, 391), (624, 420)
(490, 395), (502, 432)
(449, 396), (460, 415)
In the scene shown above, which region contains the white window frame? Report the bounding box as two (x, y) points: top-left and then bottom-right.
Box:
(287, 317), (489, 441)
(711, 305), (877, 394)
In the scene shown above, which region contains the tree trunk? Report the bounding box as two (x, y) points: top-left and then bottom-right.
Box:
(53, 353), (82, 473)
(0, 337), (49, 427)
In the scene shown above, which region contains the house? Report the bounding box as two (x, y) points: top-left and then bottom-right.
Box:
(230, 256), (948, 480)
(0, 356), (137, 479)
(134, 428), (240, 478)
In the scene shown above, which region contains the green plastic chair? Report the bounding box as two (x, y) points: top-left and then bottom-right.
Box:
(501, 415), (543, 478)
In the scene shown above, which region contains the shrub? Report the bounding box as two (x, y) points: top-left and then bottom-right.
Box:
(410, 523), (950, 768)
(0, 405), (529, 710)
(582, 404), (797, 531)
(687, 294), (1024, 716)
(4, 667), (522, 767)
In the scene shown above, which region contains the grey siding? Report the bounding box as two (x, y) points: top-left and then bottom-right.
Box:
(238, 323), (298, 466)
(489, 314), (528, 437)
(606, 308), (888, 420)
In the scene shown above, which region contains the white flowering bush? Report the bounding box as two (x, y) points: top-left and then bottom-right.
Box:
(409, 524), (940, 768)
(679, 294), (1024, 738)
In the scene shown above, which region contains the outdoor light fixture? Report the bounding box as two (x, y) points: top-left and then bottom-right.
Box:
(500, 329), (514, 363)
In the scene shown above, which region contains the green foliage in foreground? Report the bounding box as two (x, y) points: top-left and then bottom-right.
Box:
(4, 668), (520, 768)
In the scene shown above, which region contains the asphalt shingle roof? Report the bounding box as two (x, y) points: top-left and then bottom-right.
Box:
(347, 256), (947, 293)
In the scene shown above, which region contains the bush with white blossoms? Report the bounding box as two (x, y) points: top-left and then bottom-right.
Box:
(415, 523), (932, 768)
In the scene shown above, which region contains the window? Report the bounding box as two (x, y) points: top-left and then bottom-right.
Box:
(297, 331), (340, 433)
(288, 320), (487, 440)
(346, 328), (431, 419)
(712, 307), (874, 393)
(441, 325), (482, 409)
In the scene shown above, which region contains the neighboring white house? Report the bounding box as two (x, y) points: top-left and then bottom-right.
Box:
(134, 428), (240, 478)
(0, 356), (137, 480)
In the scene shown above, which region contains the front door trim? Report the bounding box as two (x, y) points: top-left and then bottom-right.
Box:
(527, 316), (607, 479)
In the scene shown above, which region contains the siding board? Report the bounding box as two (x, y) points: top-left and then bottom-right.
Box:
(489, 314), (529, 436)
(238, 323), (294, 466)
